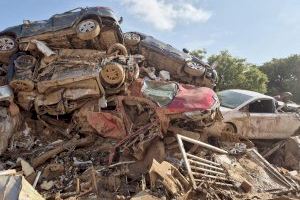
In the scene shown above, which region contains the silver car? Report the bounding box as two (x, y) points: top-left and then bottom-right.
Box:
(206, 89), (300, 139)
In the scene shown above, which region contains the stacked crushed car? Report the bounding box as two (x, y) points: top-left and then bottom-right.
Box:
(0, 6), (299, 200)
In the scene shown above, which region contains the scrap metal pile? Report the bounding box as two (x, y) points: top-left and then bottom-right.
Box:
(0, 7), (299, 200)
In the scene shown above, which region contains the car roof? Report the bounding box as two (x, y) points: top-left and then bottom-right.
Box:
(220, 89), (274, 100)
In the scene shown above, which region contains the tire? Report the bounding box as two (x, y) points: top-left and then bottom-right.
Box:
(14, 55), (36, 71)
(184, 61), (206, 77)
(107, 43), (128, 56)
(124, 32), (141, 46)
(100, 62), (125, 86)
(76, 19), (101, 41)
(0, 36), (18, 61)
(10, 79), (34, 92)
(223, 123), (236, 134)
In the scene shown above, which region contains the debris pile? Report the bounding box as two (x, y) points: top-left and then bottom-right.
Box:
(0, 6), (299, 200)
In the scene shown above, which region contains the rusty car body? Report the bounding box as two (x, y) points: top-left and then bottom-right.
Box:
(0, 7), (123, 63)
(206, 89), (300, 139)
(123, 32), (218, 88)
(11, 48), (142, 115)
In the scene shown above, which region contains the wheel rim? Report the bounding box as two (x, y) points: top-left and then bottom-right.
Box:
(15, 55), (36, 70)
(101, 63), (125, 85)
(188, 62), (203, 71)
(103, 67), (122, 82)
(124, 33), (140, 41)
(79, 21), (96, 33)
(224, 124), (235, 134)
(0, 37), (15, 51)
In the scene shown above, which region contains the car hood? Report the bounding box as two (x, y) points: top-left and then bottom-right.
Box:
(220, 106), (233, 113)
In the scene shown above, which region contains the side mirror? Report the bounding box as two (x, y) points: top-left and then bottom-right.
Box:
(182, 48), (189, 53)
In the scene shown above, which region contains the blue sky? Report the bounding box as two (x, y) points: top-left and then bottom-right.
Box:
(0, 0), (299, 64)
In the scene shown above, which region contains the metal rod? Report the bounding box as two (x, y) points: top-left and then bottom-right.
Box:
(189, 159), (224, 171)
(192, 172), (229, 181)
(194, 179), (234, 187)
(176, 134), (197, 189)
(189, 165), (226, 176)
(177, 134), (228, 154)
(33, 171), (42, 189)
(248, 149), (293, 188)
(187, 153), (221, 166)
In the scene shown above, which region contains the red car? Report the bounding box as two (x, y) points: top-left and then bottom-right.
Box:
(83, 79), (221, 139)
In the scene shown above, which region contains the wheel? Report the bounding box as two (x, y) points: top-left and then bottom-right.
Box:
(107, 43), (128, 56)
(100, 62), (125, 86)
(124, 32), (140, 46)
(184, 61), (206, 77)
(76, 19), (100, 40)
(10, 79), (34, 92)
(223, 123), (236, 134)
(0, 36), (17, 61)
(14, 55), (36, 71)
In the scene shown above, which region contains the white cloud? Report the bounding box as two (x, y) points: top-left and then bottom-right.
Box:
(121, 0), (211, 31)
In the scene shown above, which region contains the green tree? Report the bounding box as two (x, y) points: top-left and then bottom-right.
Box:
(260, 54), (300, 103)
(206, 50), (268, 93)
(190, 49), (207, 60)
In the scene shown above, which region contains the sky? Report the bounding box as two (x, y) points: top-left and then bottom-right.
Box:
(0, 0), (299, 65)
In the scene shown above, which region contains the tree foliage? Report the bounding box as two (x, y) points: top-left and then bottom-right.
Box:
(260, 55), (300, 103)
(190, 49), (207, 60)
(206, 50), (268, 93)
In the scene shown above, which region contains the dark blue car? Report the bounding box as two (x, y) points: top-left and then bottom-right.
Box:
(0, 7), (123, 63)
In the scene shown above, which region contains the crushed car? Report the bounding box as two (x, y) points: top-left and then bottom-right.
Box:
(10, 47), (141, 115)
(0, 7), (123, 63)
(123, 32), (218, 88)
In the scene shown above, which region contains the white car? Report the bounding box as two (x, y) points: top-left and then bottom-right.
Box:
(207, 89), (300, 139)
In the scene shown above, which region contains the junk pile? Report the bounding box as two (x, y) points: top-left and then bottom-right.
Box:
(0, 6), (299, 200)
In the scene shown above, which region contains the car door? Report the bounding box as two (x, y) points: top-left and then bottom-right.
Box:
(21, 19), (52, 38)
(273, 112), (300, 138)
(247, 99), (278, 139)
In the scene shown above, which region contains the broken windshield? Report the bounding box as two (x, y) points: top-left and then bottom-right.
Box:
(217, 90), (252, 109)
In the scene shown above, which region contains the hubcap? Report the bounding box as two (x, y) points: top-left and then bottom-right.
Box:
(0, 37), (15, 51)
(79, 21), (96, 33)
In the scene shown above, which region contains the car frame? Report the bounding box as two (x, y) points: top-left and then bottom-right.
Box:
(207, 89), (300, 139)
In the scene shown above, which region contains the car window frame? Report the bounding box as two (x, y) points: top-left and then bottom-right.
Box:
(239, 98), (277, 114)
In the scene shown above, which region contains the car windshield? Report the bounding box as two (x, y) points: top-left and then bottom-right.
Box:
(217, 90), (252, 109)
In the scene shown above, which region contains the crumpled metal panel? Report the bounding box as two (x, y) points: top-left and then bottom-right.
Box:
(87, 111), (127, 139)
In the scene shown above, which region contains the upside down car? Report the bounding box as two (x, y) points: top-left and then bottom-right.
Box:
(0, 7), (123, 63)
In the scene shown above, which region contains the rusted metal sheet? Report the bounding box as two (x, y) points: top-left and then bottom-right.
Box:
(86, 111), (126, 139)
